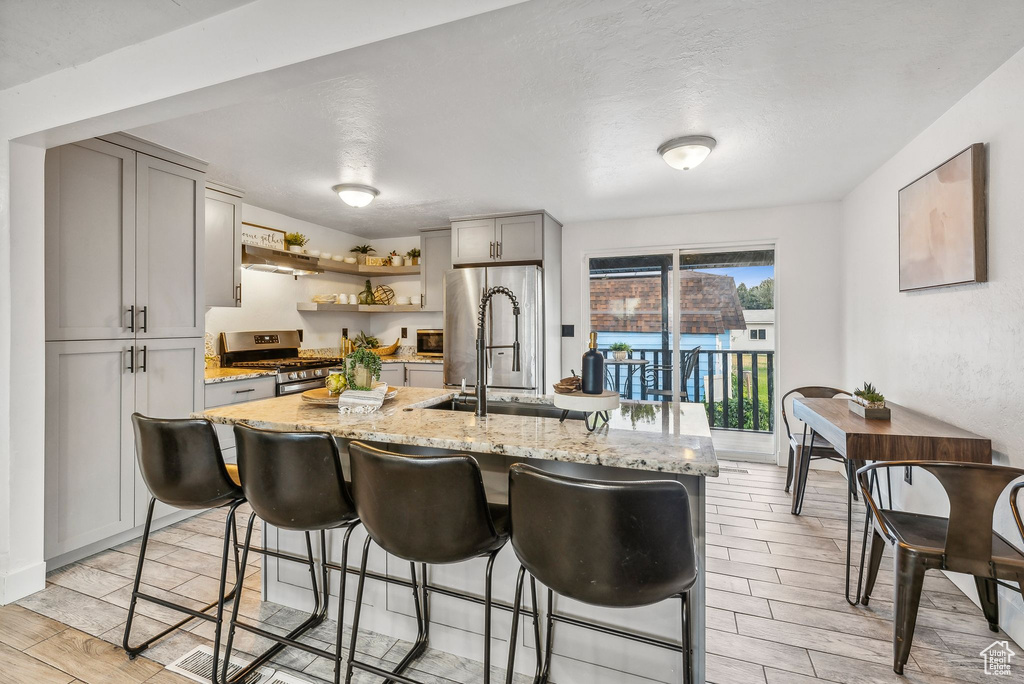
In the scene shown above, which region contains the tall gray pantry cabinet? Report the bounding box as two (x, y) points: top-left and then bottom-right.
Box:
(44, 134), (207, 564)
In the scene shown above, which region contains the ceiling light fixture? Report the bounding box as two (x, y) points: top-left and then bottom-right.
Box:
(658, 136), (717, 171)
(332, 183), (379, 207)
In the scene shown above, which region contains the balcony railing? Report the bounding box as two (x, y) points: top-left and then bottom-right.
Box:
(600, 348), (774, 434)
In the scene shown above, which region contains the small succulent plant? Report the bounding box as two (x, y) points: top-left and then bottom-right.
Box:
(609, 342), (632, 352)
(853, 382), (885, 405)
(350, 244), (376, 254)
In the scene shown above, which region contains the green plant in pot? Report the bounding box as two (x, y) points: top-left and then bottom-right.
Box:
(284, 232), (308, 253)
(346, 348), (382, 391)
(353, 331), (380, 349)
(853, 382), (885, 408)
(350, 244), (375, 264)
(406, 247), (421, 265)
(609, 341), (632, 361)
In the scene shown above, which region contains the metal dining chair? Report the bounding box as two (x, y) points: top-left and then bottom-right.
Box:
(642, 346), (700, 401)
(858, 461), (1024, 674)
(780, 386), (853, 508)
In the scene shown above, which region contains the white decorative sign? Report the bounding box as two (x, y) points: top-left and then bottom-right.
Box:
(240, 222), (285, 250)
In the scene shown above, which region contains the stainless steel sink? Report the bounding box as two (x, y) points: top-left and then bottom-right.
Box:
(425, 398), (584, 421)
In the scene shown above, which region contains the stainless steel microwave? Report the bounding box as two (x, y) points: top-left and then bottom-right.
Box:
(416, 329), (444, 357)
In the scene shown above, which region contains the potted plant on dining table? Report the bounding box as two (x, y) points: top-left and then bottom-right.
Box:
(849, 381), (890, 420)
(609, 342), (632, 361)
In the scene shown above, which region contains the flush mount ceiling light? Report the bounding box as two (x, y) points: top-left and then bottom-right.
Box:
(658, 136), (717, 170)
(332, 183), (379, 207)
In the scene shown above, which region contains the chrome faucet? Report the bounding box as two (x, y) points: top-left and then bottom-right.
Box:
(476, 286), (521, 417)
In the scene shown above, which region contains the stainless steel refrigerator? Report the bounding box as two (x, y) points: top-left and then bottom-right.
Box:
(443, 265), (544, 391)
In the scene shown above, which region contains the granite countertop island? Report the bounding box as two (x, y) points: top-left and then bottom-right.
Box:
(199, 387), (717, 682)
(198, 387), (718, 476)
(204, 367), (277, 384)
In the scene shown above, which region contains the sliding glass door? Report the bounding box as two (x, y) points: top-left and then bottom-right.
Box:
(588, 247), (776, 459)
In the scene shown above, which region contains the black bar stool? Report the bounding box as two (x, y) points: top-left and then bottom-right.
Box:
(125, 414), (246, 684)
(504, 464), (698, 684)
(344, 442), (519, 684)
(224, 424), (360, 684)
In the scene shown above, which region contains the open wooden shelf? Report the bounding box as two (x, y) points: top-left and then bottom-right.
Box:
(297, 302), (422, 313)
(314, 259), (421, 276)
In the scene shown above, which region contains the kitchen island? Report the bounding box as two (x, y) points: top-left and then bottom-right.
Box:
(200, 387), (717, 683)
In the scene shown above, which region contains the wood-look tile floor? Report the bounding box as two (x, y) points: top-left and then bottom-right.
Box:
(5, 461), (1020, 683)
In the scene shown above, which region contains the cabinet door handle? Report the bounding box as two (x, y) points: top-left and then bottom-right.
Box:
(127, 345), (135, 373)
(140, 306), (148, 333)
(497, 241), (502, 258)
(234, 388), (255, 394)
(489, 241), (494, 258)
(139, 346), (147, 372)
(235, 283), (242, 305)
(127, 306), (135, 332)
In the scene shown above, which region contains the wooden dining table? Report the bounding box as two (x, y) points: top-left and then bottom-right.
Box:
(791, 397), (992, 604)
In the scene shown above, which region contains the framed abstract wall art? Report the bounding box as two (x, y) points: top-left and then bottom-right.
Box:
(898, 143), (986, 291)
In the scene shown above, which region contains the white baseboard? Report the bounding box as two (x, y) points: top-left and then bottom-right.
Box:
(0, 560), (46, 605)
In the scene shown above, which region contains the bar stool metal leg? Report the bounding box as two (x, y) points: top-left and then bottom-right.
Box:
(222, 513), (330, 684)
(332, 522), (359, 684)
(124, 497), (244, 684)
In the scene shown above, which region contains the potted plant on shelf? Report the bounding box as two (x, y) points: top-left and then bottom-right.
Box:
(609, 342), (632, 361)
(346, 348), (382, 391)
(850, 382), (890, 420)
(406, 247), (421, 265)
(350, 244), (376, 264)
(389, 250), (404, 267)
(284, 232), (309, 253)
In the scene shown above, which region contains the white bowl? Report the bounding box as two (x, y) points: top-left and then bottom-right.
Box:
(343, 257), (357, 264)
(307, 249), (321, 257)
(320, 252), (333, 259)
(332, 255), (345, 261)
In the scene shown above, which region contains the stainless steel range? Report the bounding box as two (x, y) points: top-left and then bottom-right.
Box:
(220, 330), (345, 396)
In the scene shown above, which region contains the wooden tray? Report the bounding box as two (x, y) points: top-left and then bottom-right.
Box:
(301, 386), (398, 405)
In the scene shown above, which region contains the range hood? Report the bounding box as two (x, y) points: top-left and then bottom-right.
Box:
(241, 245), (324, 275)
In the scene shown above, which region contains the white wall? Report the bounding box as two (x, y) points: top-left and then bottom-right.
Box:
(205, 205), (440, 351)
(561, 203), (844, 460)
(840, 46), (1024, 641)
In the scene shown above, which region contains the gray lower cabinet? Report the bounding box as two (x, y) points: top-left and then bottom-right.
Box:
(204, 375), (276, 466)
(45, 340), (136, 559)
(205, 183), (244, 307)
(420, 230), (451, 311)
(379, 365), (406, 387)
(133, 338), (205, 523)
(406, 363), (443, 388)
(44, 337), (204, 560)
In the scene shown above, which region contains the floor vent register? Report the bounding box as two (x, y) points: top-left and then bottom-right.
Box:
(166, 644), (313, 684)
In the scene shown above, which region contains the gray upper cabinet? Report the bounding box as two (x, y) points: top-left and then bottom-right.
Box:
(45, 339), (136, 558)
(46, 137), (206, 341)
(205, 183), (244, 308)
(495, 214), (543, 262)
(451, 213), (546, 265)
(420, 229), (452, 311)
(45, 139), (137, 341)
(451, 218), (496, 265)
(136, 154), (204, 339)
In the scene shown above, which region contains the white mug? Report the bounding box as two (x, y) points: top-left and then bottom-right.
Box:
(348, 294), (358, 305)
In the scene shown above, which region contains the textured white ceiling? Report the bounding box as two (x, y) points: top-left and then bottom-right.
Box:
(131, 0), (1024, 238)
(0, 0), (255, 90)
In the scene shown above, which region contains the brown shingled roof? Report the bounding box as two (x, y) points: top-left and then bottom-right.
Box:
(589, 271), (746, 334)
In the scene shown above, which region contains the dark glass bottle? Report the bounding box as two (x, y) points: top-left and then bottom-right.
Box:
(581, 332), (604, 395)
